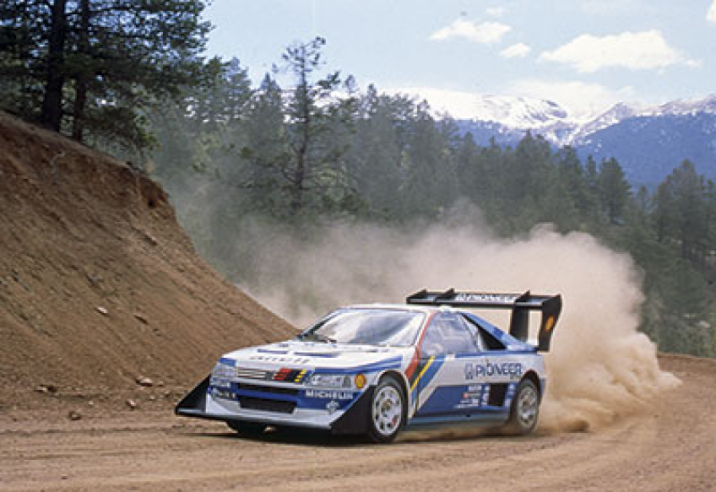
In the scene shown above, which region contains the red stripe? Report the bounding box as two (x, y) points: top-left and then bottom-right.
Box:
(405, 312), (435, 381)
(405, 349), (420, 380)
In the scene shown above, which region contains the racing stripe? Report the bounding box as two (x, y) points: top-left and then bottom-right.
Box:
(410, 355), (445, 393)
(406, 312), (436, 384)
(410, 356), (435, 392)
(312, 356), (402, 374)
(405, 348), (420, 382)
(416, 355), (444, 391)
(410, 355), (446, 404)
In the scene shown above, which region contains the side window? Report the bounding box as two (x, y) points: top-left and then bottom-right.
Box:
(458, 315), (486, 352)
(421, 320), (446, 356)
(421, 313), (480, 356)
(463, 316), (506, 350)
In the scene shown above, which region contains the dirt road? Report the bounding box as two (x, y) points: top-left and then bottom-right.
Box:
(1, 355), (714, 491)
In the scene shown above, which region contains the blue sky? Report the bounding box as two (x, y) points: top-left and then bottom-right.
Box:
(203, 0), (716, 119)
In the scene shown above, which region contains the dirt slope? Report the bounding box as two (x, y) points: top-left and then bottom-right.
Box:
(0, 112), (294, 409)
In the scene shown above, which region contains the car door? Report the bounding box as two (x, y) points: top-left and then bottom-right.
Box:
(414, 312), (490, 417)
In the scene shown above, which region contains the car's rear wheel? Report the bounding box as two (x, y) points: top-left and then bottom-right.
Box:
(505, 379), (540, 435)
(226, 420), (266, 435)
(368, 375), (405, 443)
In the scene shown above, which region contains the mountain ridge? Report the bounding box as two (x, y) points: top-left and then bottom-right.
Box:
(453, 94), (716, 186)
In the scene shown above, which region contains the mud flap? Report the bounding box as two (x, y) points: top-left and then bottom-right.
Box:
(330, 387), (375, 435)
(175, 376), (210, 417)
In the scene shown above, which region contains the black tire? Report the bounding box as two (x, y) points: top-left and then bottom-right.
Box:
(367, 375), (406, 444)
(226, 420), (267, 435)
(505, 379), (540, 435)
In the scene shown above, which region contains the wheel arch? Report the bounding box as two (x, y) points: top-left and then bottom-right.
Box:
(379, 369), (410, 401)
(521, 370), (542, 400)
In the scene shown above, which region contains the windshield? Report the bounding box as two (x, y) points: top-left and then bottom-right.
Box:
(298, 309), (424, 347)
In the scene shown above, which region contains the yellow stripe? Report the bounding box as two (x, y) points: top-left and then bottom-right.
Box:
(410, 356), (435, 392)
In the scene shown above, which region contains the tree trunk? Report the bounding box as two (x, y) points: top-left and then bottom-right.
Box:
(71, 83), (87, 141)
(71, 0), (91, 142)
(290, 81), (311, 214)
(40, 0), (69, 131)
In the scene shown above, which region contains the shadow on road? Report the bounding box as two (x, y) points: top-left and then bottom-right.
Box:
(189, 422), (543, 447)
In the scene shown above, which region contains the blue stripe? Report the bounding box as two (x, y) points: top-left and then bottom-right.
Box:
(411, 355), (446, 401)
(312, 356), (403, 374)
(234, 388), (297, 402)
(418, 356), (445, 389)
(219, 357), (236, 366)
(456, 350), (538, 357)
(293, 352), (338, 358)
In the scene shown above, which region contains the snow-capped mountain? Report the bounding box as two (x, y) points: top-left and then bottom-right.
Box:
(460, 95), (716, 146)
(466, 95), (569, 130)
(455, 94), (716, 186)
(562, 102), (642, 145)
(640, 97), (716, 118)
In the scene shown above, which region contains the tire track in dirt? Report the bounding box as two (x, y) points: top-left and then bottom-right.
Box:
(1, 355), (714, 491)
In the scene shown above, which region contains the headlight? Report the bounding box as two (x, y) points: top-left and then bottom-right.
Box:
(306, 373), (354, 388)
(212, 361), (235, 379)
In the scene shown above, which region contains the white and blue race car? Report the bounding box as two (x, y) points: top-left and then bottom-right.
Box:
(176, 289), (562, 443)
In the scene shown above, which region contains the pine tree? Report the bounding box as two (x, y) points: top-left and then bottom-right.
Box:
(654, 160), (710, 263)
(0, 0), (210, 149)
(241, 74), (291, 215)
(278, 37), (357, 216)
(345, 86), (407, 218)
(597, 158), (631, 224)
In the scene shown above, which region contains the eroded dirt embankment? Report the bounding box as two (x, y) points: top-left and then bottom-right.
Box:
(0, 112), (293, 411)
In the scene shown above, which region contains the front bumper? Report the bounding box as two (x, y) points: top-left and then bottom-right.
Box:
(175, 375), (373, 435)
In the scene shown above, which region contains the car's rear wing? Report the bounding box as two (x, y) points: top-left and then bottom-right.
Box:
(406, 289), (562, 352)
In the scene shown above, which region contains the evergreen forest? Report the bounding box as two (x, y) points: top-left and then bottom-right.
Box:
(1, 1), (714, 357)
(143, 40), (716, 357)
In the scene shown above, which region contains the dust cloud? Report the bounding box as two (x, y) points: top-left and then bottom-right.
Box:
(240, 203), (680, 432)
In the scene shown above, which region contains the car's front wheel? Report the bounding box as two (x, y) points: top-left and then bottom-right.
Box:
(368, 375), (405, 443)
(226, 420), (267, 435)
(505, 378), (540, 435)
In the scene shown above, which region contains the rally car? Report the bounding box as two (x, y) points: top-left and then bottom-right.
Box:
(176, 289), (562, 443)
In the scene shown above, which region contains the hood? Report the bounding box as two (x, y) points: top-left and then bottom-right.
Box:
(223, 340), (409, 371)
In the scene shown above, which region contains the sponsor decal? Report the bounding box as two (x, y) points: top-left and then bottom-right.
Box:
(455, 293), (519, 304)
(455, 384), (483, 409)
(326, 400), (340, 414)
(464, 362), (523, 380)
(305, 389), (354, 400)
(249, 354), (311, 364)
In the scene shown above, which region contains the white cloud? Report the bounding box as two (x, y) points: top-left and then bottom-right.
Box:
(540, 30), (700, 72)
(429, 19), (511, 44)
(708, 0), (716, 23)
(507, 79), (635, 120)
(486, 7), (505, 17)
(500, 43), (531, 58)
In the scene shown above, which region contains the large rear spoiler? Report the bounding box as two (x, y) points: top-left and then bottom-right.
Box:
(406, 289), (562, 352)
